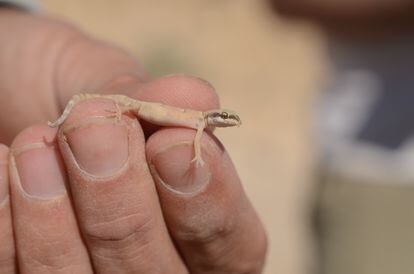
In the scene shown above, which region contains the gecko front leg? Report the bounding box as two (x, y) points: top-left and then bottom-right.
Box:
(190, 124), (206, 167)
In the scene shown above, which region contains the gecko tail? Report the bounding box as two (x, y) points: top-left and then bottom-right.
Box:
(47, 103), (73, 128)
(47, 120), (60, 128)
(47, 93), (94, 128)
(47, 112), (68, 127)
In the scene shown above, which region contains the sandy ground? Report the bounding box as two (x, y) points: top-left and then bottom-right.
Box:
(40, 1), (327, 273)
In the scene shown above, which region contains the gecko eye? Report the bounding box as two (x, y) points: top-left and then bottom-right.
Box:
(220, 112), (229, 119)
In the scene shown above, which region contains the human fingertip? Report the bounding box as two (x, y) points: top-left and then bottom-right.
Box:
(136, 74), (220, 111)
(10, 125), (66, 200)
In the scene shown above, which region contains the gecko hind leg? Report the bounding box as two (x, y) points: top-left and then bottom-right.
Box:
(104, 100), (138, 123)
(48, 93), (126, 128)
(104, 101), (124, 122)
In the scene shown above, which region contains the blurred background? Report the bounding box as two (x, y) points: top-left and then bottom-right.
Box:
(39, 1), (325, 273)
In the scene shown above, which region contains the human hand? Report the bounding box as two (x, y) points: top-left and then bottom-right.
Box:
(0, 8), (267, 274)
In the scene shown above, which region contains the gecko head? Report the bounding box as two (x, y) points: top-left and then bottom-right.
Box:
(205, 109), (241, 127)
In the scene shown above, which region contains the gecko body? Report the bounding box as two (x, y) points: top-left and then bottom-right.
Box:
(48, 93), (241, 166)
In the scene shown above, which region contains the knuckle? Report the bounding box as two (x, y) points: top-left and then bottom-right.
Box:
(175, 213), (236, 244)
(83, 210), (155, 251)
(174, 210), (268, 274)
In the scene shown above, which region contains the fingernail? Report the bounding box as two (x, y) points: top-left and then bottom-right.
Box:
(65, 121), (129, 177)
(12, 143), (66, 199)
(150, 143), (210, 194)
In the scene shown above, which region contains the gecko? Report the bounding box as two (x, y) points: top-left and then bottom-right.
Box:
(48, 93), (241, 167)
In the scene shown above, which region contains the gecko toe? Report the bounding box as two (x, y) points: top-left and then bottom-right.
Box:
(190, 157), (205, 167)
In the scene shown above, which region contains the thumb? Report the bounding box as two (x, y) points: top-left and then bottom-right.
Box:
(53, 28), (149, 110)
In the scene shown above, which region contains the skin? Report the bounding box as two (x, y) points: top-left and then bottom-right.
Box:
(0, 7), (267, 274)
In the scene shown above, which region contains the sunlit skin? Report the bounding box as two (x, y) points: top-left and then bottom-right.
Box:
(0, 8), (267, 274)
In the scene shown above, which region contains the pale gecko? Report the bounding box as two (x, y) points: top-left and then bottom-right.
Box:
(48, 93), (241, 166)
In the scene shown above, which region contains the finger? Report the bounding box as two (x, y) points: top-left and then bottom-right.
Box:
(133, 74), (220, 110)
(147, 128), (267, 274)
(0, 144), (15, 274)
(136, 75), (267, 272)
(54, 29), (149, 105)
(56, 99), (186, 273)
(9, 126), (93, 274)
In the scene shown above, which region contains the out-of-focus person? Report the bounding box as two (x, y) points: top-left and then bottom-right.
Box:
(269, 1), (414, 274)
